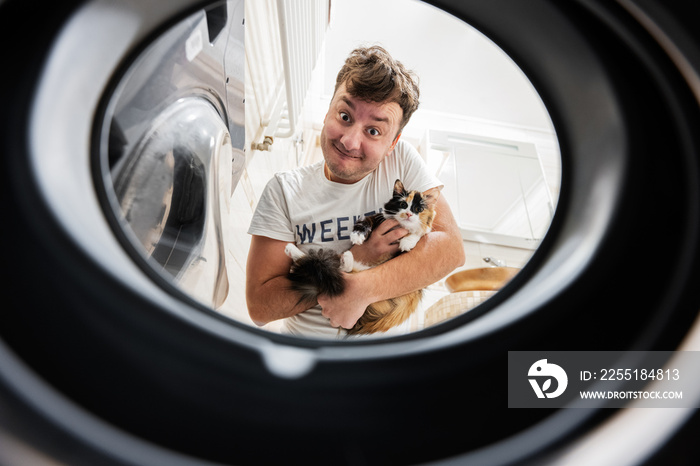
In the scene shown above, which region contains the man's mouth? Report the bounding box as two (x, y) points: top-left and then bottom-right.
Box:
(333, 143), (362, 160)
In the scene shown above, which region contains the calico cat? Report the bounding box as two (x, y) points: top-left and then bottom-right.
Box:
(284, 179), (440, 335)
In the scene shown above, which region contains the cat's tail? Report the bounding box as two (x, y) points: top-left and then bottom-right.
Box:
(346, 290), (423, 335)
(287, 248), (346, 305)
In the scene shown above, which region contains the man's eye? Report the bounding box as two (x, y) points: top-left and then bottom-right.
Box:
(368, 128), (380, 136)
(340, 112), (350, 122)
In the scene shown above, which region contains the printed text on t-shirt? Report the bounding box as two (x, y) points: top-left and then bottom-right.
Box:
(295, 210), (380, 244)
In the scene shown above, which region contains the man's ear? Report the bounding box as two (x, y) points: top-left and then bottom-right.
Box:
(389, 132), (401, 152)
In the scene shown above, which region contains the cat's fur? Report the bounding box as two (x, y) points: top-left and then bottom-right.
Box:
(285, 179), (440, 335)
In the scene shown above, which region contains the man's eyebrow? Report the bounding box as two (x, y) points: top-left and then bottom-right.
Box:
(340, 96), (391, 124)
(340, 96), (355, 110)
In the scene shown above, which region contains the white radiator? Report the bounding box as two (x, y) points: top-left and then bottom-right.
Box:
(246, 0), (329, 149)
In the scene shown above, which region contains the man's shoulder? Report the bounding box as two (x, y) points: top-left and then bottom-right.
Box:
(393, 138), (418, 155)
(388, 139), (422, 167)
(381, 138), (422, 172)
(382, 138), (441, 192)
(281, 160), (322, 177)
(271, 161), (323, 187)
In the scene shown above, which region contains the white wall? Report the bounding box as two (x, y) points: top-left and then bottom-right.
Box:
(322, 0), (554, 129)
(306, 0), (561, 204)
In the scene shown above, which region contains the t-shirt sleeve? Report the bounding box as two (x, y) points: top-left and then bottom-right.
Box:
(397, 140), (444, 193)
(247, 175), (296, 242)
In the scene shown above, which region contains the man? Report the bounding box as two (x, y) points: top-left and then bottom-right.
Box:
(246, 46), (465, 338)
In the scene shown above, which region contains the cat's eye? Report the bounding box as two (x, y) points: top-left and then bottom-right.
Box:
(400, 201), (408, 209)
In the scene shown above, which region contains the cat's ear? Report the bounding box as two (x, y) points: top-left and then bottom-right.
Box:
(393, 179), (406, 197)
(422, 186), (441, 208)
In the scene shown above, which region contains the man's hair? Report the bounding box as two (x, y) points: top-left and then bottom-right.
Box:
(334, 45), (420, 134)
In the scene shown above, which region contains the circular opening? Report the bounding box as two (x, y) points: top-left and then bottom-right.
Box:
(96, 0), (562, 342)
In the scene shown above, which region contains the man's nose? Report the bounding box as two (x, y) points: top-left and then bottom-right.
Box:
(339, 125), (362, 152)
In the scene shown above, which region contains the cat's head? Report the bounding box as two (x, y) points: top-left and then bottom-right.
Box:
(383, 179), (440, 231)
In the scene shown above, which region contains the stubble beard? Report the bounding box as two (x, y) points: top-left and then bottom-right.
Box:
(321, 133), (368, 184)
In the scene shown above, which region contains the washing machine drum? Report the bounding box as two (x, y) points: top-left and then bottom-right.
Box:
(1, 0), (699, 465)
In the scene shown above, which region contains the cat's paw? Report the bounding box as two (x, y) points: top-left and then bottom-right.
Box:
(350, 231), (366, 245)
(284, 243), (304, 261)
(399, 235), (420, 252)
(340, 251), (354, 272)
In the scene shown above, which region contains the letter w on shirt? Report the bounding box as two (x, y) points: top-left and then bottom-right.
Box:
(295, 223), (317, 244)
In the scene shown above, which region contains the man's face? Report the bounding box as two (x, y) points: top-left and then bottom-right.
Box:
(320, 82), (403, 184)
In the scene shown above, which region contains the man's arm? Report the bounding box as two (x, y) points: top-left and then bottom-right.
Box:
(245, 235), (311, 326)
(245, 220), (408, 327)
(318, 195), (465, 329)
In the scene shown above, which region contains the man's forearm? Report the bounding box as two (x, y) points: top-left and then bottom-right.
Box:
(245, 235), (314, 326)
(357, 227), (464, 303)
(247, 275), (313, 326)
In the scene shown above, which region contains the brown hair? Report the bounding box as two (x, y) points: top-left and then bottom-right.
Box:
(334, 45), (420, 134)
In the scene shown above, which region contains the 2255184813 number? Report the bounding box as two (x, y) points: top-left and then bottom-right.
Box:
(599, 368), (680, 381)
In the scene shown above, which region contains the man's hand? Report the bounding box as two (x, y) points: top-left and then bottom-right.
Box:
(318, 273), (369, 329)
(349, 219), (407, 266)
(322, 195), (465, 331)
(319, 220), (406, 329)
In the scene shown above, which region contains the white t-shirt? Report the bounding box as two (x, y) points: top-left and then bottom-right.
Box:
(247, 139), (442, 338)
